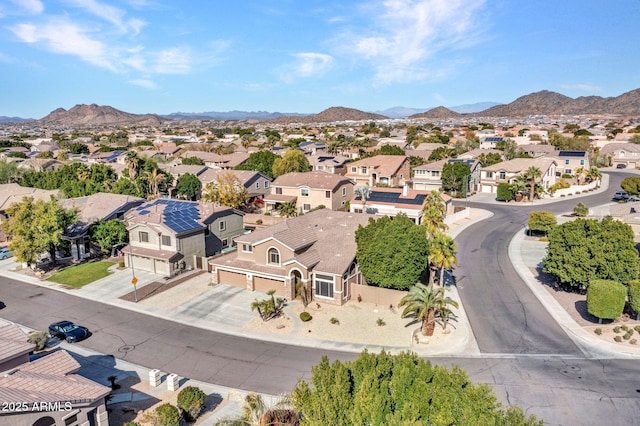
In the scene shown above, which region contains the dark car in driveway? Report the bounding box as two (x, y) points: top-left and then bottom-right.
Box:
(614, 191), (630, 201)
(48, 320), (90, 343)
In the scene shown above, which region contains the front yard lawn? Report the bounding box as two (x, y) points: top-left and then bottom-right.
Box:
(47, 261), (116, 288)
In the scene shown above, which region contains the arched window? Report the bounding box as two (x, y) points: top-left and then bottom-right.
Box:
(32, 417), (56, 426)
(268, 248), (280, 265)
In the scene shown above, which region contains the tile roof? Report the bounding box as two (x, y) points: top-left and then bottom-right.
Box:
(0, 350), (111, 404)
(0, 184), (61, 211)
(0, 324), (35, 365)
(346, 155), (408, 176)
(599, 143), (640, 155)
(272, 171), (353, 190)
(482, 157), (556, 174)
(126, 199), (233, 234)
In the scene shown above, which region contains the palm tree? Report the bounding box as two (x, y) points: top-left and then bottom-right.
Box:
(398, 283), (444, 336)
(574, 166), (585, 185)
(586, 167), (602, 184)
(429, 232), (458, 286)
(421, 190), (448, 238)
(435, 294), (459, 331)
(145, 168), (166, 199)
(510, 176), (528, 201)
(125, 150), (140, 180)
(276, 201), (297, 218)
(523, 166), (542, 202)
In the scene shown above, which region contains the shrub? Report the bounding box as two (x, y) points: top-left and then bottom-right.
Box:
(256, 219), (263, 225)
(118, 259), (125, 268)
(155, 403), (180, 426)
(621, 325), (629, 331)
(629, 280), (640, 319)
(614, 336), (622, 343)
(632, 339), (638, 345)
(260, 409), (300, 425)
(572, 202), (589, 217)
(613, 326), (622, 333)
(496, 183), (513, 202)
(634, 325), (640, 333)
(594, 328), (602, 335)
(376, 318), (386, 326)
(330, 317), (339, 325)
(624, 331), (633, 340)
(527, 211), (557, 234)
(177, 386), (207, 422)
(300, 311), (312, 322)
(28, 331), (49, 351)
(587, 280), (626, 321)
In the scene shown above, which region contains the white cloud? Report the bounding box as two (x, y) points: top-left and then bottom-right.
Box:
(129, 78), (158, 89)
(0, 52), (16, 63)
(151, 47), (192, 74)
(559, 84), (602, 93)
(11, 0), (44, 15)
(63, 0), (146, 33)
(339, 0), (486, 84)
(281, 52), (334, 82)
(10, 18), (116, 71)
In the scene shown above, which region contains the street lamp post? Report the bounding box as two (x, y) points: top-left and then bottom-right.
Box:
(129, 242), (138, 303)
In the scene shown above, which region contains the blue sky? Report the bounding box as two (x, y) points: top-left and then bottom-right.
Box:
(1, 0), (639, 118)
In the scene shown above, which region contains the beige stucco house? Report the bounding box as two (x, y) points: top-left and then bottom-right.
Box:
(210, 209), (371, 305)
(264, 170), (354, 214)
(344, 155), (411, 187)
(480, 157), (557, 193)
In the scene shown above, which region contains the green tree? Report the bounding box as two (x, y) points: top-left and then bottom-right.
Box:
(0, 159), (24, 184)
(399, 283), (447, 336)
(202, 173), (248, 208)
(621, 176), (640, 195)
(177, 386), (207, 422)
(495, 138), (518, 160)
(523, 166), (542, 202)
(291, 351), (541, 426)
(496, 182), (514, 202)
(428, 146), (457, 161)
(587, 280), (626, 323)
(181, 156), (205, 165)
(528, 211), (557, 234)
(355, 214), (429, 290)
(543, 218), (640, 289)
(2, 197), (78, 266)
(89, 219), (128, 253)
(154, 403), (180, 426)
(125, 150), (140, 180)
(112, 177), (142, 197)
(272, 150), (311, 177)
(573, 202), (589, 217)
(429, 232), (458, 286)
(421, 190), (448, 238)
(175, 173), (202, 200)
(442, 162), (470, 197)
(235, 150), (280, 178)
(585, 167), (602, 183)
(477, 152), (503, 167)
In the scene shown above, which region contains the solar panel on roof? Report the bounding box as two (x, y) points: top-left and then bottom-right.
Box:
(367, 191), (425, 206)
(558, 151), (585, 157)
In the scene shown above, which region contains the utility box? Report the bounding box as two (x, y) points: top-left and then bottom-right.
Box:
(167, 373), (179, 391)
(149, 369), (161, 387)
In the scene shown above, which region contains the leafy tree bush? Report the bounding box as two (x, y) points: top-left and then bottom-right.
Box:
(299, 311), (312, 322)
(621, 176), (640, 195)
(89, 219), (128, 253)
(573, 202), (589, 217)
(527, 211), (557, 234)
(587, 280), (626, 322)
(181, 156), (205, 165)
(355, 214), (428, 290)
(28, 331), (49, 351)
(629, 280), (640, 319)
(543, 218), (640, 289)
(292, 350), (542, 425)
(154, 403), (180, 426)
(442, 162), (470, 197)
(177, 386), (207, 422)
(496, 183), (513, 201)
(272, 149), (311, 177)
(235, 150), (280, 179)
(175, 173), (202, 200)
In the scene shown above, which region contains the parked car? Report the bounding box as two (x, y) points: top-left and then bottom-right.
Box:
(48, 321), (90, 343)
(0, 247), (13, 260)
(627, 196), (640, 202)
(614, 191), (629, 201)
(616, 163), (627, 169)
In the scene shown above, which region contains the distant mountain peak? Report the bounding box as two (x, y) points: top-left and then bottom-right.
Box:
(38, 103), (165, 126)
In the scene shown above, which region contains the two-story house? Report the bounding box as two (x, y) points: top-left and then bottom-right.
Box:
(599, 143), (640, 168)
(349, 186), (453, 224)
(308, 154), (350, 174)
(178, 151), (249, 169)
(344, 155), (410, 187)
(265, 170), (354, 214)
(412, 159), (481, 194)
(198, 169), (273, 202)
(124, 199), (244, 276)
(209, 209), (371, 305)
(549, 151), (590, 176)
(480, 157), (557, 194)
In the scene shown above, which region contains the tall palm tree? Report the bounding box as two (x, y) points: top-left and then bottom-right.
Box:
(523, 166), (542, 202)
(586, 167), (602, 183)
(421, 190), (448, 238)
(398, 283), (444, 336)
(574, 166), (585, 185)
(146, 168), (166, 199)
(429, 232), (458, 286)
(125, 150), (140, 180)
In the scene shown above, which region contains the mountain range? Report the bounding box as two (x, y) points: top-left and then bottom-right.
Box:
(2, 89), (639, 126)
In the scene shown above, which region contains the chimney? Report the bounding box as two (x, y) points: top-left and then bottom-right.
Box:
(402, 184), (408, 197)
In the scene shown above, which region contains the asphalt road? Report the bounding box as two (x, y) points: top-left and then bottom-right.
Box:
(1, 171), (639, 424)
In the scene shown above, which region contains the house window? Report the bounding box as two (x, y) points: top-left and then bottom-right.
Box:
(351, 166), (356, 173)
(219, 221), (226, 231)
(256, 182), (260, 189)
(303, 203), (311, 211)
(499, 172), (506, 180)
(325, 190), (331, 198)
(565, 169), (572, 175)
(275, 187), (282, 194)
(400, 174), (404, 180)
(431, 171), (440, 177)
(565, 159), (570, 165)
(416, 170), (424, 175)
(301, 188), (309, 197)
(222, 238), (228, 248)
(580, 160), (584, 165)
(342, 187), (347, 196)
(268, 248), (280, 265)
(139, 231), (149, 243)
(264, 181), (269, 188)
(315, 274), (334, 298)
(486, 171), (493, 178)
(161, 235), (171, 246)
(63, 412), (79, 426)
(354, 208), (363, 213)
(361, 166), (367, 174)
(242, 244), (253, 252)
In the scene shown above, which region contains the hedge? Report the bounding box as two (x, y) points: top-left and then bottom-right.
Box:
(587, 280), (626, 321)
(629, 280), (640, 319)
(496, 183), (513, 202)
